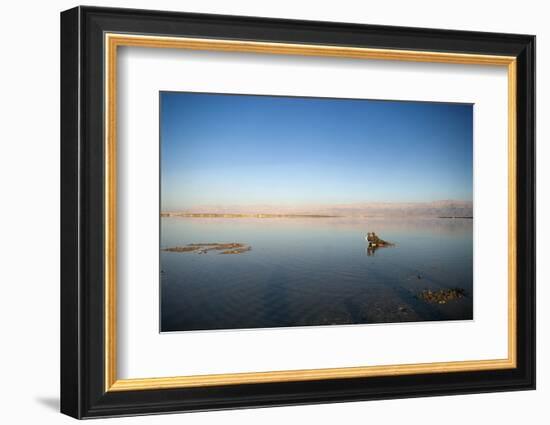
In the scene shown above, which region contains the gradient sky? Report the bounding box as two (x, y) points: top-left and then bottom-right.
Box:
(160, 92), (473, 210)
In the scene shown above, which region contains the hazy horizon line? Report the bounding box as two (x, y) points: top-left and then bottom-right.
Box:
(163, 199), (472, 210)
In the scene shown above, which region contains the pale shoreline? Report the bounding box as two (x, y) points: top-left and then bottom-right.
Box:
(161, 212), (473, 219)
(160, 200), (473, 219)
(160, 212), (339, 218)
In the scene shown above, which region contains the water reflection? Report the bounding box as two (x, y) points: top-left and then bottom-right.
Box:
(160, 217), (473, 332)
(366, 244), (385, 256)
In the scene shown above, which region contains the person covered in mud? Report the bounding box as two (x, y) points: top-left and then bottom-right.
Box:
(366, 232), (394, 256)
(367, 232), (388, 245)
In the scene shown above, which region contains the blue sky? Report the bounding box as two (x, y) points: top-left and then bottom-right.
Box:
(160, 92), (472, 210)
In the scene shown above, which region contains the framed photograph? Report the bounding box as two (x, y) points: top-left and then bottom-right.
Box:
(60, 6), (535, 419)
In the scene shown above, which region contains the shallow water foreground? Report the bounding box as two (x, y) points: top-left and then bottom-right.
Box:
(160, 217), (473, 332)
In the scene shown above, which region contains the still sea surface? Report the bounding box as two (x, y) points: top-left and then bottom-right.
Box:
(160, 217), (473, 332)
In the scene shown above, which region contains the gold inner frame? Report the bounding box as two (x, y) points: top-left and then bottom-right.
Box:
(104, 33), (517, 392)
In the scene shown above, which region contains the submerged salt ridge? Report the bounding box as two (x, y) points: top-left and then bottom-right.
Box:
(160, 216), (473, 332)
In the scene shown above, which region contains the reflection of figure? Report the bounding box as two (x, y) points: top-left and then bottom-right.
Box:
(366, 244), (378, 256)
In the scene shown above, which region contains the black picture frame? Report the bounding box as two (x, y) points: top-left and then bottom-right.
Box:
(61, 5), (535, 419)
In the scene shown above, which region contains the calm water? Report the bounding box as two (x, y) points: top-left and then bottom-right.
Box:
(160, 217), (473, 332)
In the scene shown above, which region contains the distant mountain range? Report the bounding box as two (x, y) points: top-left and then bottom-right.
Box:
(163, 200), (473, 218)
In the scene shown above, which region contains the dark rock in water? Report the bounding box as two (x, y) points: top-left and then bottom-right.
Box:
(163, 243), (251, 255)
(418, 288), (466, 304)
